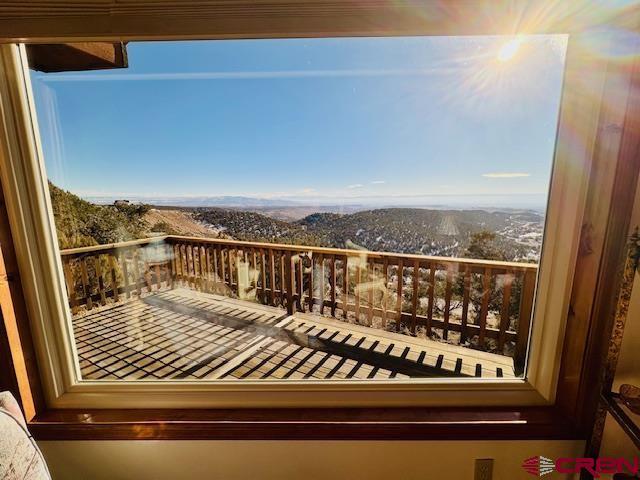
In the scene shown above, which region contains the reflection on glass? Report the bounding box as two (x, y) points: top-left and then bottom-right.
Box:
(30, 36), (567, 380)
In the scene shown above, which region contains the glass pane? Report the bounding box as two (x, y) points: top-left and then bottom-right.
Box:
(29, 36), (567, 381)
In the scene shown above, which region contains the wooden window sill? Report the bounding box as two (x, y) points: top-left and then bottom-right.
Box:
(29, 406), (582, 441)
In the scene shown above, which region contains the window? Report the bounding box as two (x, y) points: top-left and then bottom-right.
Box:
(0, 33), (594, 407)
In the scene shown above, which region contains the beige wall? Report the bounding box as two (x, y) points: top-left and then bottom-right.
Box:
(598, 175), (640, 462)
(38, 440), (584, 480)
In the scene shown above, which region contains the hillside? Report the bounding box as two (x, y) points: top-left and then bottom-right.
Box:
(48, 183), (150, 249)
(194, 208), (324, 246)
(298, 208), (537, 258)
(144, 209), (218, 237)
(49, 184), (215, 249)
(196, 206), (542, 260)
(49, 183), (542, 260)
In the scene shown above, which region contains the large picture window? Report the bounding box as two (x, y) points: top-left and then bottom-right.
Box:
(26, 36), (567, 384)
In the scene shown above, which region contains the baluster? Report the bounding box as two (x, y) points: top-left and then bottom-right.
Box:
(228, 248), (234, 290)
(308, 253), (314, 311)
(279, 251), (285, 307)
(133, 248), (142, 297)
(296, 255), (304, 311)
(461, 265), (471, 343)
(252, 248), (258, 298)
(342, 255), (348, 319)
(395, 259), (403, 331)
(80, 257), (92, 310)
(381, 257), (389, 328)
(260, 249), (267, 304)
(63, 258), (78, 314)
(478, 267), (492, 348)
(121, 251), (131, 298)
(212, 246), (219, 293)
(268, 248), (275, 306)
(109, 254), (120, 302)
(182, 244), (188, 286)
(143, 247), (154, 293)
(355, 258), (361, 322)
(194, 244), (201, 291)
(200, 244), (208, 292)
(443, 264), (453, 340)
(318, 253), (325, 315)
(94, 254), (107, 305)
(498, 270), (513, 352)
(219, 245), (227, 291)
(411, 259), (419, 334)
(427, 265), (436, 335)
(169, 243), (177, 286)
(155, 251), (162, 291)
(330, 255), (337, 317)
(285, 251), (294, 314)
(367, 260), (374, 326)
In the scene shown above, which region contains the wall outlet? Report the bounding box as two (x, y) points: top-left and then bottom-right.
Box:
(474, 458), (494, 480)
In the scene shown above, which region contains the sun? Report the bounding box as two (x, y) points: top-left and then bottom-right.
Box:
(497, 37), (523, 62)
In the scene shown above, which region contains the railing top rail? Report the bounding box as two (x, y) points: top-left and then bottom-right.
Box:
(167, 235), (538, 271)
(60, 236), (168, 257)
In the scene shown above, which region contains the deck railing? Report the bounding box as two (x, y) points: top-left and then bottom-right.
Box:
(60, 235), (537, 369)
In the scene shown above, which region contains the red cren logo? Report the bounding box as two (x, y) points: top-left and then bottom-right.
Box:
(522, 456), (640, 477)
(522, 456), (555, 477)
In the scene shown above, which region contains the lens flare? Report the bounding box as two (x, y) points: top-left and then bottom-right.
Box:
(497, 37), (523, 62)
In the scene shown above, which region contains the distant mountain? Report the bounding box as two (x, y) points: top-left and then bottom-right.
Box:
(86, 195), (299, 208)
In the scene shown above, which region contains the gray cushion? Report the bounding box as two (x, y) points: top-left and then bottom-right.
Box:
(0, 392), (51, 480)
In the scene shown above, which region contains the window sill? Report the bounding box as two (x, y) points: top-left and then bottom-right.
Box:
(29, 406), (582, 440)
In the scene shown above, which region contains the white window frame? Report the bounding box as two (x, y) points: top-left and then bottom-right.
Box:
(0, 37), (605, 409)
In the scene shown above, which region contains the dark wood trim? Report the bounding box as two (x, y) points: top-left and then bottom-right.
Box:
(29, 405), (580, 441)
(0, 1), (637, 43)
(554, 36), (640, 440)
(0, 181), (45, 421)
(0, 3), (638, 444)
(26, 42), (127, 73)
(599, 393), (640, 451)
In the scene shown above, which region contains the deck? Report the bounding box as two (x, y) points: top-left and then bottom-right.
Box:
(73, 287), (515, 380)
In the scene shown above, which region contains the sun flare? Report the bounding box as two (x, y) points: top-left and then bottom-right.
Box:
(497, 37), (523, 62)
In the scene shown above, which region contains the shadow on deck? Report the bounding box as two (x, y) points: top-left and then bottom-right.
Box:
(74, 288), (515, 380)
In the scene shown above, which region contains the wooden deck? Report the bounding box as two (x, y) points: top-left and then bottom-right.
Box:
(73, 287), (515, 380)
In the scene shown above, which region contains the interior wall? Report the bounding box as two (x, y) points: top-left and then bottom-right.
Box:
(38, 440), (584, 480)
(599, 173), (640, 460)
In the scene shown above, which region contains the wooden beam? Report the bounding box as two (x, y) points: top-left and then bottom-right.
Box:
(556, 34), (640, 435)
(0, 1), (637, 43)
(26, 42), (127, 73)
(28, 405), (581, 441)
(0, 180), (44, 421)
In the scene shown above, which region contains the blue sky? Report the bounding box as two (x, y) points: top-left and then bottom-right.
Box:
(30, 36), (567, 207)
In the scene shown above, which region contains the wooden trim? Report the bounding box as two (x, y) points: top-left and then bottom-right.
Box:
(0, 1), (637, 43)
(0, 179), (45, 420)
(556, 35), (640, 435)
(29, 405), (579, 441)
(25, 42), (127, 73)
(0, 4), (637, 440)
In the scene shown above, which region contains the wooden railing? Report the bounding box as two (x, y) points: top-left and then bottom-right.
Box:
(60, 235), (537, 368)
(61, 237), (173, 314)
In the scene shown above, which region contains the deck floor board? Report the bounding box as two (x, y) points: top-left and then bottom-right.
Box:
(72, 288), (515, 380)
